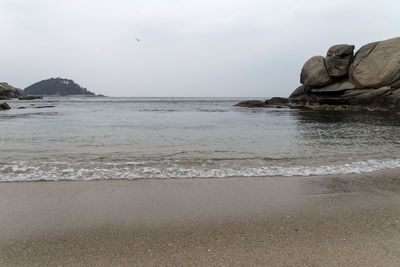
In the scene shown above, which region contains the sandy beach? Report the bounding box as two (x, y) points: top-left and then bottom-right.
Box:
(1, 169), (400, 266)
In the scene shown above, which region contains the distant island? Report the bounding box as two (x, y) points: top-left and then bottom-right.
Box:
(24, 78), (97, 96)
(1, 78), (102, 109)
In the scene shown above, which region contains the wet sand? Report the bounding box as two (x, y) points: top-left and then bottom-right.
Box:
(1, 169), (400, 266)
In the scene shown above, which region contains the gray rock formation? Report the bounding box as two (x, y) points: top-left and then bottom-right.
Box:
(236, 36), (400, 111)
(300, 56), (333, 87)
(0, 82), (23, 99)
(349, 37), (400, 88)
(325, 44), (354, 78)
(0, 82), (41, 100)
(287, 37), (400, 111)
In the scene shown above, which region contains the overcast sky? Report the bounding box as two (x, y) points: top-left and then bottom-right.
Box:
(1, 0), (399, 97)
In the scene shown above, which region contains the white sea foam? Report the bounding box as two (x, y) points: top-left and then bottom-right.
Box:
(0, 159), (400, 182)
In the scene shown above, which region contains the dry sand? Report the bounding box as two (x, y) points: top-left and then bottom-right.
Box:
(1, 169), (400, 266)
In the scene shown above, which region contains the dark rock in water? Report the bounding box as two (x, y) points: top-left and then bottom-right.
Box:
(325, 44), (355, 78)
(300, 56), (333, 87)
(234, 100), (267, 107)
(234, 98), (291, 109)
(265, 97), (289, 105)
(24, 77), (96, 96)
(18, 95), (43, 100)
(35, 105), (55, 109)
(0, 102), (11, 110)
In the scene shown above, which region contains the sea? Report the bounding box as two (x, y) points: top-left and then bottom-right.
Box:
(1, 97), (400, 182)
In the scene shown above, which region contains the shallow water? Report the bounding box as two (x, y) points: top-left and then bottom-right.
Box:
(1, 97), (400, 181)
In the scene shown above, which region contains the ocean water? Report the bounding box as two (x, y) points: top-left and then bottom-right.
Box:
(1, 97), (400, 182)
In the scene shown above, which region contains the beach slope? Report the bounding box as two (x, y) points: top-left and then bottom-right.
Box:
(1, 170), (400, 266)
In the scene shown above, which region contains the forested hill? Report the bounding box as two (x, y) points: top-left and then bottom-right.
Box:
(24, 78), (95, 96)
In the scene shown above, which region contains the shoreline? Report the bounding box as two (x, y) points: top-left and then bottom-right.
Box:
(1, 169), (400, 265)
(3, 164), (400, 183)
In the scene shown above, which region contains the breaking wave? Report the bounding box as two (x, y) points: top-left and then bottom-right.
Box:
(1, 159), (400, 182)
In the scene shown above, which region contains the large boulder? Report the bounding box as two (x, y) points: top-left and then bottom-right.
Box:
(325, 44), (354, 78)
(348, 42), (378, 79)
(300, 56), (333, 87)
(350, 37), (400, 88)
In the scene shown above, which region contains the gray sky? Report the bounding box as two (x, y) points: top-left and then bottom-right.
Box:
(1, 0), (399, 97)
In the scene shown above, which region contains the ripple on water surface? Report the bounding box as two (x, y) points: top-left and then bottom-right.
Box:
(1, 97), (400, 181)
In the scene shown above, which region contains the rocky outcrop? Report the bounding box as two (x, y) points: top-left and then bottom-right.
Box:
(287, 36), (400, 111)
(0, 102), (11, 110)
(0, 82), (24, 99)
(0, 82), (42, 100)
(235, 37), (400, 111)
